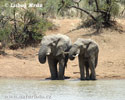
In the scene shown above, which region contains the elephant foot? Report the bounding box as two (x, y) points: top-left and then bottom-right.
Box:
(90, 77), (97, 80)
(58, 76), (65, 80)
(58, 78), (64, 80)
(90, 74), (96, 80)
(80, 75), (86, 80)
(80, 77), (86, 81)
(85, 77), (90, 80)
(90, 76), (96, 80)
(51, 78), (58, 80)
(51, 76), (58, 80)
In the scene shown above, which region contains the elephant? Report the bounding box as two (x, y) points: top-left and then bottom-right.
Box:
(69, 38), (99, 80)
(38, 34), (71, 80)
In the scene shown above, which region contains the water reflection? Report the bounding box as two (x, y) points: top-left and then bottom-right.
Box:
(0, 79), (125, 100)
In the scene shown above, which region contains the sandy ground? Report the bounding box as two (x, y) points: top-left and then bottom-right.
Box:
(0, 18), (125, 79)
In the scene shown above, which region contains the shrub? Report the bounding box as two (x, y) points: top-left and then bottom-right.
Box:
(0, 7), (54, 48)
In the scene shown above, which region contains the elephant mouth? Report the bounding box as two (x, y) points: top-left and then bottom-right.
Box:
(69, 55), (75, 60)
(69, 53), (79, 60)
(69, 56), (75, 60)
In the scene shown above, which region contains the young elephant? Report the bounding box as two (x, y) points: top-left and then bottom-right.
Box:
(69, 38), (99, 80)
(38, 34), (71, 80)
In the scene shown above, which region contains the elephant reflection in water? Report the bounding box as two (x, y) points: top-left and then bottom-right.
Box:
(38, 34), (71, 80)
(69, 38), (99, 80)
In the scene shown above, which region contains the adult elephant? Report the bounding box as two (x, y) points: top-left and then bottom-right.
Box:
(69, 38), (99, 80)
(38, 34), (71, 80)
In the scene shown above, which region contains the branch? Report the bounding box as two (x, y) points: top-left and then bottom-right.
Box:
(94, 0), (107, 14)
(94, 9), (107, 14)
(94, 0), (99, 11)
(70, 5), (97, 21)
(57, 0), (65, 13)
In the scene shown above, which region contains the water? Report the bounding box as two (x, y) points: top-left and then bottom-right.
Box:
(0, 78), (125, 100)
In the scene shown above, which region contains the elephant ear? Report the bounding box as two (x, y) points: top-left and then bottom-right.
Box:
(56, 38), (66, 56)
(81, 40), (90, 49)
(85, 42), (96, 56)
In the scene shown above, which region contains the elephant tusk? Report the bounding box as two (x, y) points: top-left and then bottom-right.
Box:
(62, 51), (69, 54)
(73, 53), (79, 57)
(46, 52), (50, 55)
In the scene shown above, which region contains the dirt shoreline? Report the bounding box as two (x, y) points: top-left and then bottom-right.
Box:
(0, 18), (125, 80)
(0, 76), (125, 80)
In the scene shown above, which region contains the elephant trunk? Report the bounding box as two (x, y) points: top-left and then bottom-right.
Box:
(68, 53), (74, 60)
(38, 45), (48, 64)
(69, 45), (80, 60)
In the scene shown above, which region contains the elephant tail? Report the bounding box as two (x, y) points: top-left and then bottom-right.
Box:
(95, 54), (98, 68)
(95, 46), (99, 68)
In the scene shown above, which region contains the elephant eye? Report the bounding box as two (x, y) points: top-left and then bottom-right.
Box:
(58, 46), (62, 49)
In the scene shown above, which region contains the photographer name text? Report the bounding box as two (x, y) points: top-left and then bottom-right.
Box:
(5, 3), (43, 8)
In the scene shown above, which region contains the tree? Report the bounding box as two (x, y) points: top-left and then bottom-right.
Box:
(58, 0), (120, 28)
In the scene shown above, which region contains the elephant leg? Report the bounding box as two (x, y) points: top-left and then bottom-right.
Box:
(48, 57), (58, 80)
(78, 56), (85, 80)
(89, 58), (96, 80)
(58, 58), (65, 80)
(85, 61), (90, 80)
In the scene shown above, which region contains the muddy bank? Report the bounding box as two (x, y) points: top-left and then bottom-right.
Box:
(0, 18), (125, 79)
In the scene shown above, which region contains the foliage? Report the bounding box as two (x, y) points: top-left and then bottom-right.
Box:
(42, 0), (60, 17)
(0, 0), (54, 49)
(16, 9), (53, 45)
(0, 0), (123, 49)
(0, 15), (12, 48)
(58, 0), (121, 28)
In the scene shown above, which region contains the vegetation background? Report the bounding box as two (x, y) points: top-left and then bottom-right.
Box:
(0, 0), (124, 50)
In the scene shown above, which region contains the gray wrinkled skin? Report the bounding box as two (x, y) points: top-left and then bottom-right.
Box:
(38, 34), (71, 80)
(69, 38), (99, 80)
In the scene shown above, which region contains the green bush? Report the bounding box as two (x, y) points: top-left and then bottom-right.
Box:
(0, 16), (12, 48)
(16, 10), (50, 45)
(0, 27), (10, 46)
(0, 6), (54, 48)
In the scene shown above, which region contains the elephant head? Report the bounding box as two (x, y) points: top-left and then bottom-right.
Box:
(38, 34), (71, 64)
(69, 38), (90, 60)
(69, 44), (80, 60)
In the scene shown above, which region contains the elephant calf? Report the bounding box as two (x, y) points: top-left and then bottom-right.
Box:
(38, 34), (71, 80)
(69, 38), (99, 80)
